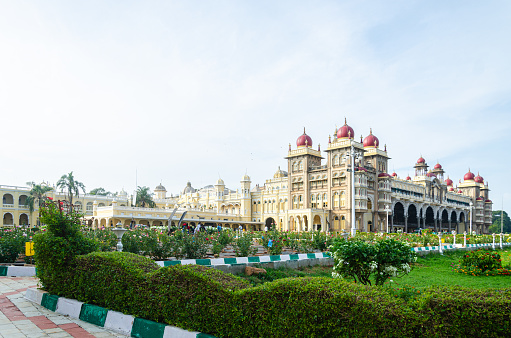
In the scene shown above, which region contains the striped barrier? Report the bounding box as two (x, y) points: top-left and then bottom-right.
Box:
(25, 288), (216, 338)
(4, 244), (511, 276)
(155, 252), (330, 267)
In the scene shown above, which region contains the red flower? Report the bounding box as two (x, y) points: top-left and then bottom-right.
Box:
(206, 238), (209, 241)
(47, 197), (53, 200)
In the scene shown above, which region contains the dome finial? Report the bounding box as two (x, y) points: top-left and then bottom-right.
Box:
(370, 128), (372, 135)
(303, 127), (306, 134)
(344, 117), (347, 125)
(328, 135), (331, 143)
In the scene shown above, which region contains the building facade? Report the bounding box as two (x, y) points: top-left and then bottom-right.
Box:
(1, 121), (493, 234)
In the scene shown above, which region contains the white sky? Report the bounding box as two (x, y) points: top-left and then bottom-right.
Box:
(1, 1), (510, 211)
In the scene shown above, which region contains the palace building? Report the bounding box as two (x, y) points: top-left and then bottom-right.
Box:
(1, 121), (493, 234)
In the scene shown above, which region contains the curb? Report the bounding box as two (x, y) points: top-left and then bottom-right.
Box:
(155, 252), (330, 267)
(25, 288), (216, 338)
(0, 265), (36, 277)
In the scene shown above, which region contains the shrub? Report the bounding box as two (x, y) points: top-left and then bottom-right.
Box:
(233, 233), (257, 257)
(83, 229), (117, 252)
(173, 231), (208, 259)
(121, 228), (158, 256)
(455, 249), (510, 276)
(0, 229), (28, 263)
(33, 201), (97, 294)
(330, 238), (416, 286)
(260, 231), (285, 255)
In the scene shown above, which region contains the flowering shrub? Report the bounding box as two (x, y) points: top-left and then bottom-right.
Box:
(454, 249), (510, 276)
(330, 238), (416, 286)
(260, 230), (285, 255)
(83, 229), (117, 252)
(233, 233), (257, 257)
(0, 229), (28, 263)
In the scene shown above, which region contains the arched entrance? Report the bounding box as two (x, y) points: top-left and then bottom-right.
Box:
(441, 210), (449, 231)
(19, 214), (29, 226)
(313, 215), (321, 231)
(450, 211), (457, 232)
(3, 212), (13, 226)
(407, 204), (418, 232)
(265, 217), (276, 230)
(393, 202), (405, 231)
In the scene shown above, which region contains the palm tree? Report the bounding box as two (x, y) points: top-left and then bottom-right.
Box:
(26, 182), (53, 226)
(26, 182), (53, 212)
(89, 187), (111, 196)
(136, 186), (156, 208)
(56, 172), (86, 206)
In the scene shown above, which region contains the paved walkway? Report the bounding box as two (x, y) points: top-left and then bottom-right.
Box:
(0, 277), (127, 338)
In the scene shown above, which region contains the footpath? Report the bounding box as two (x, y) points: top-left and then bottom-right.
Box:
(0, 276), (127, 338)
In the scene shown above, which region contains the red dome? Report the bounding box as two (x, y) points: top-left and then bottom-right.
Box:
(426, 172), (437, 178)
(458, 190), (463, 194)
(464, 170), (475, 181)
(337, 118), (355, 139)
(434, 163), (442, 170)
(406, 176), (411, 180)
(391, 172), (397, 177)
(485, 199), (492, 203)
(296, 129), (313, 148)
(356, 167), (368, 172)
(363, 129), (379, 148)
(476, 197), (483, 201)
(378, 173), (392, 178)
(474, 173), (484, 183)
(449, 187), (454, 192)
(445, 177), (453, 186)
(417, 156), (426, 164)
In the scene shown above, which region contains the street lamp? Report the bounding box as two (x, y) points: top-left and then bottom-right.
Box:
(345, 143), (360, 237)
(469, 201), (473, 235)
(112, 222), (127, 252)
(384, 204), (391, 233)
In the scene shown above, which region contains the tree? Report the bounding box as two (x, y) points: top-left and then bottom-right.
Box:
(490, 210), (511, 233)
(56, 172), (86, 206)
(26, 182), (53, 223)
(136, 186), (155, 208)
(89, 187), (111, 196)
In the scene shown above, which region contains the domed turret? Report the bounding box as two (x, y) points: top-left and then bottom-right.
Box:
(464, 169), (475, 181)
(434, 163), (442, 170)
(426, 172), (437, 178)
(296, 128), (313, 148)
(417, 156), (426, 164)
(273, 166), (287, 179)
(155, 183), (166, 192)
(336, 118), (355, 139)
(445, 177), (453, 186)
(406, 175), (411, 181)
(183, 182), (196, 194)
(216, 178), (225, 186)
(363, 129), (379, 148)
(391, 172), (397, 177)
(242, 174), (251, 181)
(474, 173), (484, 183)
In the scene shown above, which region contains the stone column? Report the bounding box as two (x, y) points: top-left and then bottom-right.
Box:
(404, 213), (408, 233)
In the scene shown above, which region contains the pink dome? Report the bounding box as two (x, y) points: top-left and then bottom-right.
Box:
(337, 118), (355, 139)
(474, 173), (484, 183)
(458, 190), (463, 194)
(356, 167), (368, 172)
(426, 172), (437, 178)
(417, 156), (426, 164)
(378, 173), (392, 178)
(296, 129), (313, 148)
(391, 172), (397, 177)
(485, 199), (492, 203)
(476, 197), (483, 201)
(449, 187), (454, 192)
(406, 176), (411, 180)
(445, 177), (453, 186)
(464, 170), (475, 181)
(434, 163), (442, 170)
(363, 129), (379, 148)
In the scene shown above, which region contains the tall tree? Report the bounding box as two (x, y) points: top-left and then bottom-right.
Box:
(26, 182), (53, 214)
(490, 210), (511, 233)
(136, 186), (156, 208)
(56, 172), (86, 206)
(89, 187), (111, 196)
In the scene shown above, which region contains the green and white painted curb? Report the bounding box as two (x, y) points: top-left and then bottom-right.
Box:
(155, 252), (331, 267)
(412, 242), (511, 253)
(0, 265), (36, 277)
(25, 288), (216, 338)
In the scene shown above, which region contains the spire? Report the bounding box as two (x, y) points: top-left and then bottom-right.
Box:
(344, 117), (347, 125)
(303, 127), (306, 134)
(384, 144), (387, 152)
(370, 128), (373, 135)
(318, 143), (321, 151)
(328, 135), (331, 143)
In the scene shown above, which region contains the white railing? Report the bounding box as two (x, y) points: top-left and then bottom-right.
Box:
(2, 204), (14, 208)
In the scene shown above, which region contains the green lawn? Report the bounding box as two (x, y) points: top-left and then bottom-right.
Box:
(395, 248), (511, 289)
(238, 248), (511, 289)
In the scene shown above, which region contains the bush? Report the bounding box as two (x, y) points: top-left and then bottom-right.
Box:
(233, 233), (257, 257)
(33, 201), (97, 294)
(0, 229), (28, 263)
(121, 228), (158, 256)
(173, 231), (208, 259)
(455, 249), (510, 276)
(83, 229), (117, 252)
(331, 238), (416, 286)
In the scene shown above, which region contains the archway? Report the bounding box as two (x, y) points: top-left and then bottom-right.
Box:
(289, 216), (294, 232)
(303, 216), (308, 231)
(313, 215), (321, 231)
(407, 204), (418, 232)
(3, 213), (13, 225)
(425, 207), (435, 229)
(450, 211), (457, 232)
(265, 217), (276, 230)
(19, 195), (28, 207)
(3, 194), (13, 205)
(441, 210), (449, 231)
(393, 202), (405, 228)
(19, 214), (29, 226)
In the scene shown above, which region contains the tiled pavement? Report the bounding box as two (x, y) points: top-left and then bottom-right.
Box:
(0, 277), (127, 338)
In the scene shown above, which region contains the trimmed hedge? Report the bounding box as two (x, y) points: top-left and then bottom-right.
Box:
(42, 251), (511, 337)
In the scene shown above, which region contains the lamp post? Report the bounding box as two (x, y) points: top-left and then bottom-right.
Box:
(438, 232), (443, 255)
(463, 231), (467, 247)
(345, 144), (358, 237)
(384, 205), (390, 234)
(452, 230), (456, 246)
(112, 222), (127, 252)
(492, 233), (496, 250)
(469, 202), (473, 235)
(500, 233), (503, 250)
